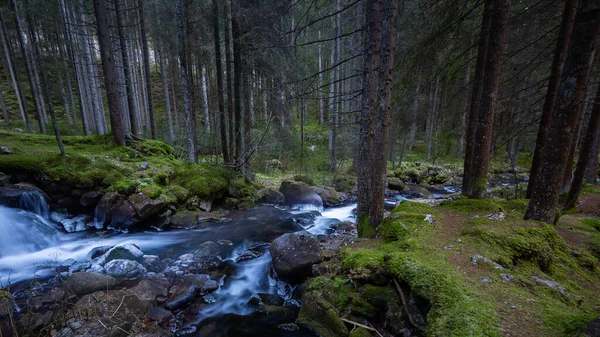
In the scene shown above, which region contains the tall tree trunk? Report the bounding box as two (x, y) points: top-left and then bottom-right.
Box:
(357, 0), (397, 236)
(457, 45), (472, 158)
(224, 0), (235, 158)
(27, 19), (48, 126)
(138, 0), (156, 139)
(525, 0), (600, 223)
(527, 0), (579, 198)
(11, 0), (45, 134)
(330, 0), (341, 173)
(585, 122), (600, 183)
(244, 67), (252, 182)
(562, 103), (587, 190)
(202, 66), (210, 132)
(30, 17), (66, 156)
(93, 0), (126, 145)
(462, 0), (493, 196)
(564, 81), (600, 209)
(158, 45), (174, 144)
(176, 0), (197, 163)
(115, 0), (141, 136)
(232, 12), (243, 164)
(467, 0), (510, 199)
(318, 30), (324, 125)
(0, 12), (29, 131)
(212, 0), (230, 164)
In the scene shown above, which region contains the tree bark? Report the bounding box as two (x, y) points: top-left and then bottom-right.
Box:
(467, 0), (510, 199)
(158, 45), (174, 144)
(212, 0), (230, 164)
(564, 80), (600, 209)
(527, 0), (579, 198)
(232, 12), (243, 164)
(357, 0), (397, 236)
(30, 16), (66, 156)
(93, 0), (126, 145)
(115, 0), (141, 136)
(176, 0), (197, 163)
(525, 0), (600, 223)
(224, 0), (235, 158)
(462, 0), (493, 196)
(330, 0), (341, 173)
(138, 0), (156, 139)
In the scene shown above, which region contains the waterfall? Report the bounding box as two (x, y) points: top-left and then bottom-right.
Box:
(0, 205), (60, 258)
(18, 189), (50, 219)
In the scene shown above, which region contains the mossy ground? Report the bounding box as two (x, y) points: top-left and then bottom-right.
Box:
(0, 130), (243, 207)
(327, 196), (600, 337)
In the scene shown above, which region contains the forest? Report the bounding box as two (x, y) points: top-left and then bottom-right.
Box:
(0, 0), (599, 336)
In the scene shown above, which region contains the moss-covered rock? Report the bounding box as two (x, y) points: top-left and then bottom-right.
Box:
(297, 291), (349, 337)
(173, 164), (229, 199)
(294, 174), (315, 186)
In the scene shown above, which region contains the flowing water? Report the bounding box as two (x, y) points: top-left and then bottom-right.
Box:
(0, 190), (358, 336)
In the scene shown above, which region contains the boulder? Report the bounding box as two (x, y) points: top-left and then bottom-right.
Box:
(279, 181), (323, 207)
(164, 274), (218, 310)
(169, 210), (199, 229)
(80, 190), (104, 207)
(72, 290), (147, 334)
(97, 243), (144, 266)
(104, 259), (147, 279)
(128, 193), (166, 220)
(312, 186), (343, 207)
(128, 279), (168, 304)
(387, 177), (406, 191)
(270, 233), (322, 282)
(65, 272), (117, 296)
(142, 255), (162, 272)
(259, 188), (285, 204)
(0, 184), (48, 210)
(297, 291), (348, 337)
(197, 211), (219, 223)
(582, 318), (600, 337)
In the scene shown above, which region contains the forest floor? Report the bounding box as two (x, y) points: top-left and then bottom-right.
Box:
(339, 188), (600, 336)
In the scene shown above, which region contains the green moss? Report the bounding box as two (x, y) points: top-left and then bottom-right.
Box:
(159, 185), (190, 204)
(571, 250), (598, 271)
(393, 201), (439, 216)
(153, 172), (169, 186)
(294, 174), (315, 186)
(440, 197), (501, 213)
(173, 164), (230, 198)
(297, 291), (349, 337)
(580, 218), (600, 232)
(380, 213), (433, 242)
(111, 179), (140, 195)
(141, 184), (163, 198)
(343, 247), (499, 337)
(306, 276), (377, 318)
(358, 214), (377, 238)
(463, 223), (567, 271)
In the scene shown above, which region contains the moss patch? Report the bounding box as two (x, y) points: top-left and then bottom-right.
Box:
(173, 164), (230, 199)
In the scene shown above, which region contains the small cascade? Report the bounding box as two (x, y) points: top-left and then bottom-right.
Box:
(0, 205), (60, 258)
(18, 189), (50, 218)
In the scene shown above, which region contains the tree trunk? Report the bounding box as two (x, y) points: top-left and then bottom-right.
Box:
(115, 0), (141, 136)
(525, 0), (600, 223)
(232, 12), (243, 164)
(330, 0), (341, 173)
(212, 0), (230, 163)
(93, 0), (126, 145)
(224, 0), (235, 158)
(467, 0), (510, 199)
(159, 45), (174, 144)
(457, 46), (472, 158)
(176, 0), (197, 163)
(462, 0), (493, 196)
(30, 17), (66, 156)
(527, 0), (579, 198)
(585, 123), (600, 183)
(244, 67), (252, 182)
(357, 0), (397, 236)
(319, 30), (324, 125)
(202, 66), (211, 132)
(138, 0), (156, 139)
(11, 0), (45, 134)
(0, 12), (29, 131)
(564, 80), (600, 209)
